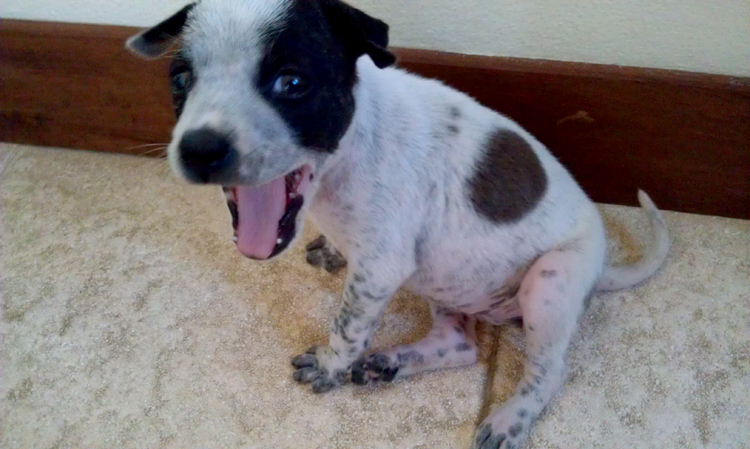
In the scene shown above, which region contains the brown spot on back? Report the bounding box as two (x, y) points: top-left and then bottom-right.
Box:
(468, 129), (547, 223)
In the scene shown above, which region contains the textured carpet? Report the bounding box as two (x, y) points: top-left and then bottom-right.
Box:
(1, 144), (748, 449)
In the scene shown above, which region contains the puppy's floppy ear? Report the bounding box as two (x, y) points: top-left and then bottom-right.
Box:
(125, 3), (195, 59)
(319, 0), (396, 69)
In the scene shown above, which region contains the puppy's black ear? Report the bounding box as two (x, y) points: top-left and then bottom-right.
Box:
(320, 0), (396, 69)
(126, 3), (195, 59)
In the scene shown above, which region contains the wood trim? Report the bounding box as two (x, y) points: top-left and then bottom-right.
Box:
(2, 19), (749, 218)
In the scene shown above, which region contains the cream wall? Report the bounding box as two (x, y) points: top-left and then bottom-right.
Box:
(3, 0), (749, 76)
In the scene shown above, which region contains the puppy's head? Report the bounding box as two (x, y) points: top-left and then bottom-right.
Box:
(127, 0), (395, 260)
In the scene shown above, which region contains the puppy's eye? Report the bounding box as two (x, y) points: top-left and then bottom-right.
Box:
(272, 73), (310, 98)
(171, 69), (193, 95)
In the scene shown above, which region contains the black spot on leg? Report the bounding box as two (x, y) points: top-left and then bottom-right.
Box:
(437, 348), (447, 357)
(447, 124), (460, 134)
(540, 269), (557, 278)
(353, 273), (365, 283)
(360, 290), (377, 300)
(414, 230), (428, 266)
(397, 350), (425, 365)
(453, 325), (464, 334)
(508, 422), (523, 438)
(520, 384), (535, 396)
(449, 106), (461, 119)
(455, 342), (472, 352)
(517, 409), (528, 418)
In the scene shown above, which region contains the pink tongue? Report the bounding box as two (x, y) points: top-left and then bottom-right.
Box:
(234, 176), (287, 259)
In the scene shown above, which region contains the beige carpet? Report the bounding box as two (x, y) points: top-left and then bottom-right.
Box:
(1, 144), (748, 449)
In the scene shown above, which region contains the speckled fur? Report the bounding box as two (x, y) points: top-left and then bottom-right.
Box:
(126, 1), (670, 448)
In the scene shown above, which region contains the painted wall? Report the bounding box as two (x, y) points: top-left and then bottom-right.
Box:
(3, 0), (748, 76)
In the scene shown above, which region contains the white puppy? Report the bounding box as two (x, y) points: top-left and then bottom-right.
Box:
(127, 1), (669, 447)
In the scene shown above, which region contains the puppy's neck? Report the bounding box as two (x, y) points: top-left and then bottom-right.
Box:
(307, 56), (391, 223)
(321, 57), (390, 170)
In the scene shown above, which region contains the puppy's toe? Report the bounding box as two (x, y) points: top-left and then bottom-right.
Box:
(471, 423), (507, 449)
(351, 353), (400, 385)
(312, 374), (343, 394)
(291, 346), (346, 393)
(291, 346), (318, 368)
(305, 235), (327, 251)
(305, 235), (347, 273)
(291, 353), (317, 369)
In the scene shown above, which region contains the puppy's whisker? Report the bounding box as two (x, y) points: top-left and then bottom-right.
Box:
(125, 142), (170, 151)
(139, 146), (169, 156)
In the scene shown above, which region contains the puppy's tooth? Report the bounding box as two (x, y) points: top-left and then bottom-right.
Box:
(277, 238), (283, 244)
(233, 236), (238, 243)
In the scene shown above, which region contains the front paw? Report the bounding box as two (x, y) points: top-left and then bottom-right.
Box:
(305, 235), (347, 273)
(351, 353), (400, 385)
(291, 346), (347, 394)
(471, 419), (527, 449)
(472, 423), (511, 449)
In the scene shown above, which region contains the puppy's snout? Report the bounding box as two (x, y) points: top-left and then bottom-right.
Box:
(178, 128), (235, 183)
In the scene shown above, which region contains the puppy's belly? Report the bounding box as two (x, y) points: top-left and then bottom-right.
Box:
(405, 267), (525, 323)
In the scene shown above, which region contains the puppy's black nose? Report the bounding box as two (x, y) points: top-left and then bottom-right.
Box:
(179, 128), (233, 182)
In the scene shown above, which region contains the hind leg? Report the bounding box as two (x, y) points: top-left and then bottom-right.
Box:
(472, 241), (603, 449)
(352, 304), (478, 384)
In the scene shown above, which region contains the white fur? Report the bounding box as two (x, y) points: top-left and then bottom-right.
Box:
(128, 2), (670, 447)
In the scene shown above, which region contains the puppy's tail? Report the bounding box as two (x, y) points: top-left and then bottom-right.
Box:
(595, 190), (670, 292)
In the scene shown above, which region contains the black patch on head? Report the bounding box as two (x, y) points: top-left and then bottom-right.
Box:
(468, 129), (547, 223)
(168, 53), (194, 118)
(540, 269), (557, 278)
(447, 124), (460, 134)
(257, 0), (395, 152)
(449, 106), (461, 119)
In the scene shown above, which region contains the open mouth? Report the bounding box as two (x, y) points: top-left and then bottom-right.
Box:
(223, 165), (313, 260)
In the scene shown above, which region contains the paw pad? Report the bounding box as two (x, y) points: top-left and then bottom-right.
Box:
(351, 353), (399, 385)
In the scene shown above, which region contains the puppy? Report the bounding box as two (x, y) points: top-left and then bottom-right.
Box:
(127, 1), (669, 447)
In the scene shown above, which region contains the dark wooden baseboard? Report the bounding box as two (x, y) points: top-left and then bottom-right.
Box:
(2, 20), (748, 218)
